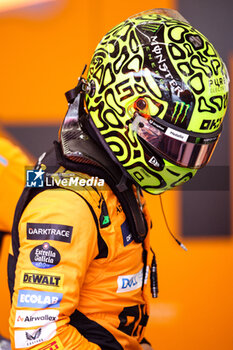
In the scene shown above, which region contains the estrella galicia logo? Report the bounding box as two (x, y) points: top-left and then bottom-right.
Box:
(17, 289), (63, 308)
(26, 169), (44, 188)
(27, 223), (73, 243)
(30, 242), (61, 269)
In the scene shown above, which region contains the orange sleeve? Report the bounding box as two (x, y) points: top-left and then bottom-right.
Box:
(0, 136), (31, 233)
(9, 188), (101, 350)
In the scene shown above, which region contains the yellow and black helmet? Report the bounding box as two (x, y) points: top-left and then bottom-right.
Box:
(84, 9), (229, 194)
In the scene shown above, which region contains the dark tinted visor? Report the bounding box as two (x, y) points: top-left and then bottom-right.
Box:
(132, 114), (221, 169)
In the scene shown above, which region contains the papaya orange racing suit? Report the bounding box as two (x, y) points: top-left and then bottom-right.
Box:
(8, 145), (153, 350)
(0, 134), (31, 234)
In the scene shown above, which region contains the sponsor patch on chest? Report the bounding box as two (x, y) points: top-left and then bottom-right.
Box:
(117, 267), (149, 293)
(121, 220), (133, 246)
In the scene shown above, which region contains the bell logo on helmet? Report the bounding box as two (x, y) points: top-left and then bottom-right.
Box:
(149, 156), (160, 168)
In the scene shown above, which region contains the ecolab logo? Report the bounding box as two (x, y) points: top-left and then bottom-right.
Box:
(117, 267), (148, 293)
(15, 310), (59, 328)
(17, 290), (63, 308)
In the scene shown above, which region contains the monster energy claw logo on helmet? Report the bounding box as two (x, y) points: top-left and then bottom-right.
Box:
(86, 8), (229, 194)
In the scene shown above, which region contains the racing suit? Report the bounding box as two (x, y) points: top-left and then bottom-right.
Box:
(0, 135), (31, 233)
(8, 143), (153, 350)
(0, 133), (32, 346)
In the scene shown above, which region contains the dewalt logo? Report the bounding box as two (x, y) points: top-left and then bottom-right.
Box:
(20, 271), (64, 290)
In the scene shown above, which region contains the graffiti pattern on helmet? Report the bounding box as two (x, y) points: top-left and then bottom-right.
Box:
(86, 13), (228, 193)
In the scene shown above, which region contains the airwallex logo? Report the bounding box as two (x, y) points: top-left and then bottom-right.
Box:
(14, 309), (59, 328)
(26, 168), (105, 188)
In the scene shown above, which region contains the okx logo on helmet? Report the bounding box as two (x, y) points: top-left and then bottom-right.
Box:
(83, 9), (229, 194)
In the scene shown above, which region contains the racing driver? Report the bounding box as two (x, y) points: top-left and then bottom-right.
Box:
(8, 9), (229, 350)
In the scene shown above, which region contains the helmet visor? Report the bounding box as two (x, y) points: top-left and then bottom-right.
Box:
(132, 114), (221, 169)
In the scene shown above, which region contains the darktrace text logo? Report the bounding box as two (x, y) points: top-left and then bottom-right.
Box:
(26, 169), (44, 188)
(27, 223), (73, 243)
